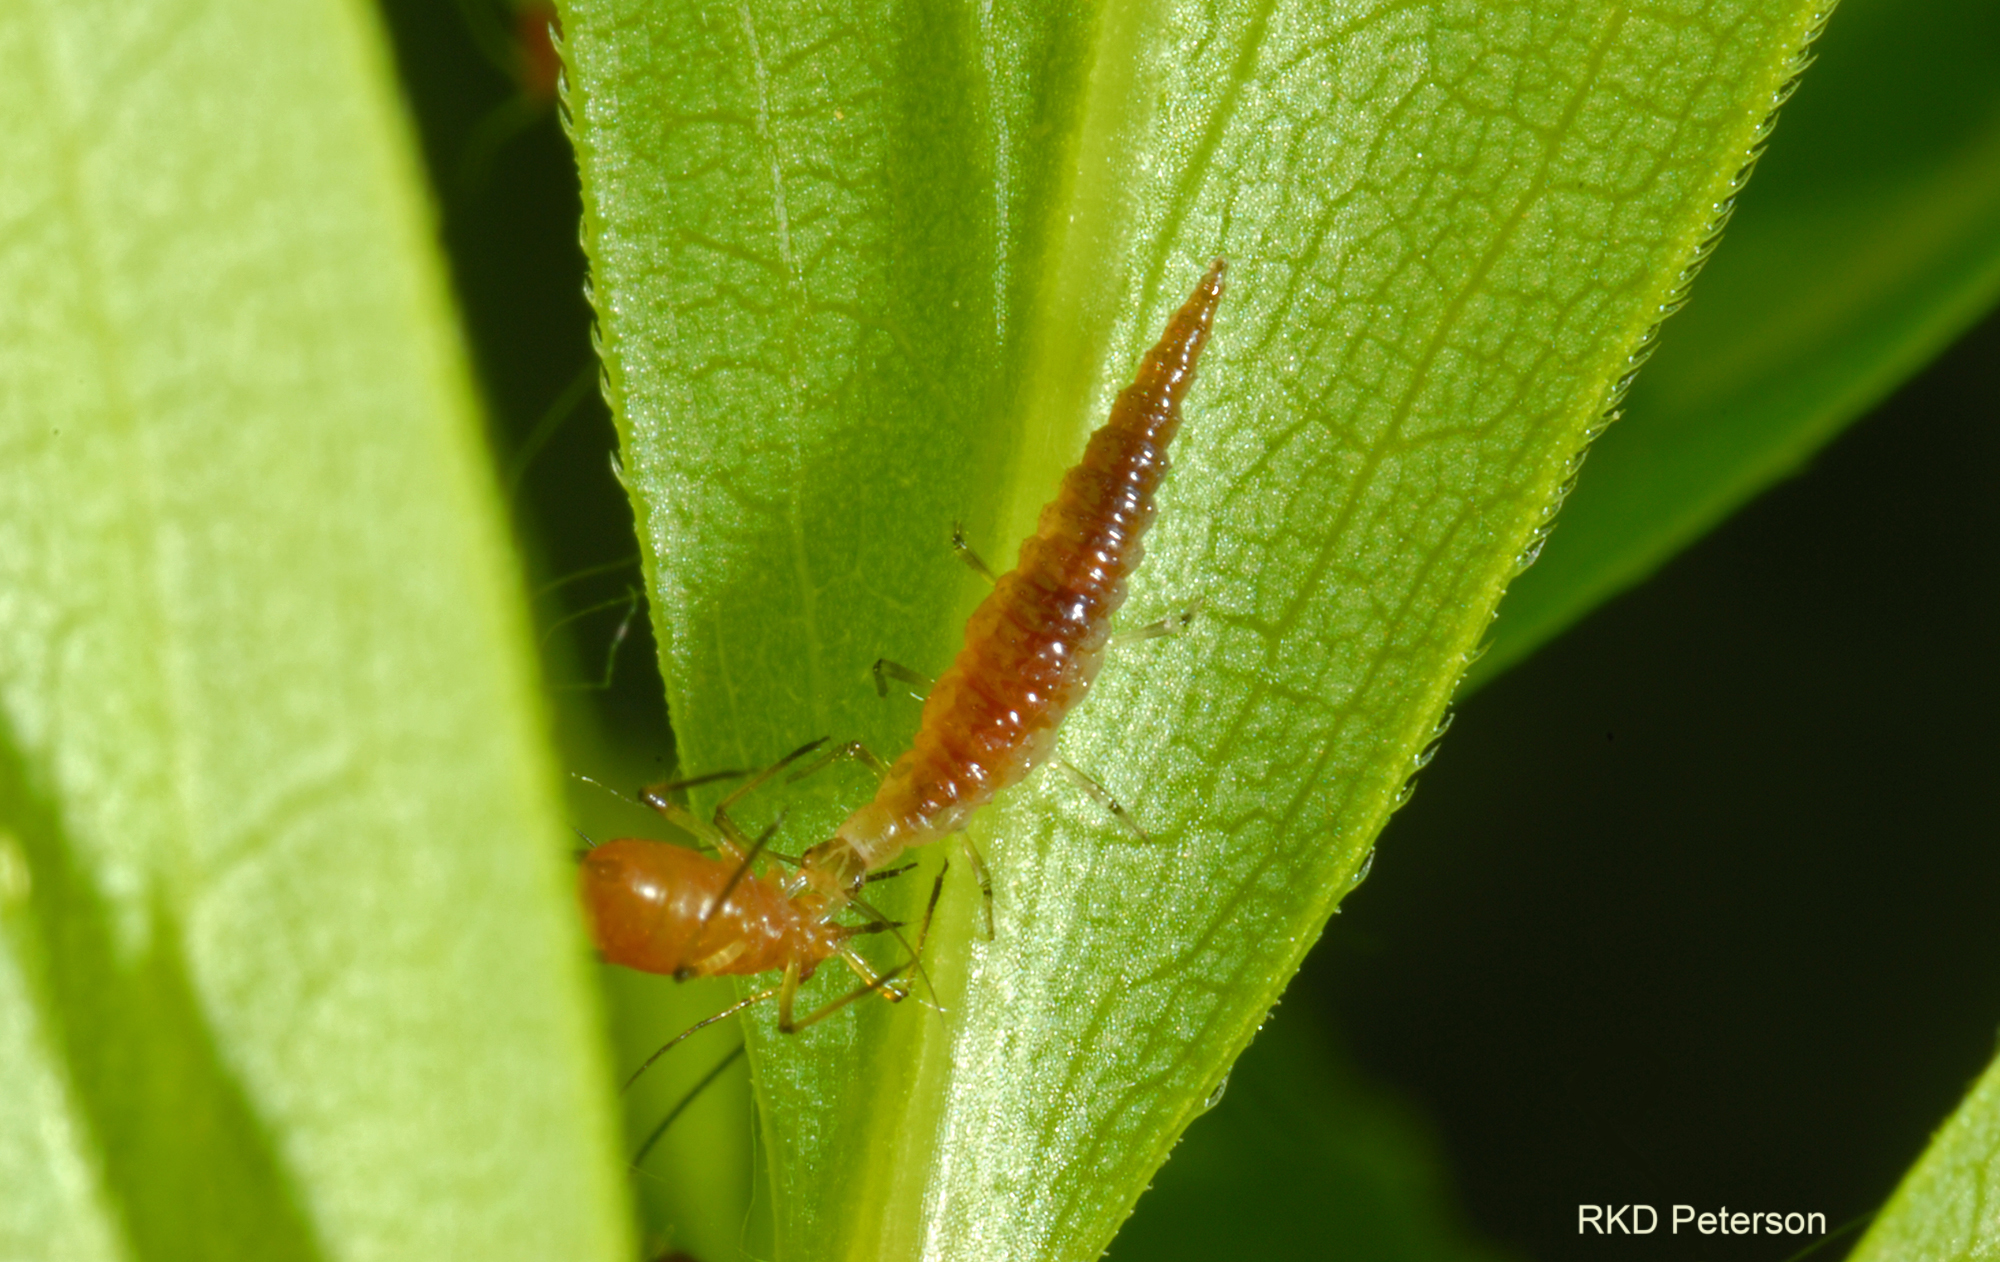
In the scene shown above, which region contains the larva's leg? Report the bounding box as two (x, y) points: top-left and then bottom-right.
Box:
(872, 658), (933, 699)
(1111, 596), (1205, 647)
(953, 835), (996, 939)
(951, 522), (998, 584)
(787, 739), (892, 786)
(1055, 757), (1152, 842)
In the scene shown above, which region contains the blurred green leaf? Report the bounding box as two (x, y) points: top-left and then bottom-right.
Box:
(1849, 1050), (2000, 1262)
(1471, 0), (2000, 684)
(558, 1), (1838, 1257)
(0, 1), (627, 1258)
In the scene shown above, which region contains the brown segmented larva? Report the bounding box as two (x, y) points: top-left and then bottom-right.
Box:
(797, 257), (1226, 893)
(581, 260), (1225, 1047)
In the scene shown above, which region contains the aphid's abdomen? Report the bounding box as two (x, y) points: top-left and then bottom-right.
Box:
(828, 261), (1225, 870)
(580, 839), (830, 978)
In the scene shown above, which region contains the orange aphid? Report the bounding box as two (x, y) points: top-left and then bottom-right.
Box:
(579, 838), (843, 981)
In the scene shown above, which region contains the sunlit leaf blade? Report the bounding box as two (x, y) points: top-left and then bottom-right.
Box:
(1848, 1051), (2000, 1261)
(1471, 0), (2000, 685)
(558, 2), (1835, 1258)
(0, 1), (628, 1258)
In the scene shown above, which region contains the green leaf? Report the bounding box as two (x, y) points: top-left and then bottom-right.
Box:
(1849, 1050), (2000, 1261)
(1470, 0), (2000, 684)
(0, 1), (627, 1258)
(557, 2), (1836, 1257)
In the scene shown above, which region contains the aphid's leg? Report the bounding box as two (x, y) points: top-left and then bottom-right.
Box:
(871, 658), (933, 700)
(631, 796), (719, 853)
(622, 986), (779, 1093)
(790, 866), (947, 1020)
(681, 937), (750, 978)
(845, 877), (943, 1005)
(631, 1042), (745, 1170)
(776, 956), (915, 1034)
(687, 814), (785, 966)
(951, 522), (998, 585)
(1054, 757), (1153, 842)
(1110, 596), (1205, 647)
(862, 861), (918, 884)
(634, 765), (755, 855)
(832, 942), (894, 992)
(691, 737), (828, 859)
(956, 835), (996, 940)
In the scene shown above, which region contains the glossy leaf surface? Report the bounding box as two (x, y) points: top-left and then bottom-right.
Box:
(558, 2), (1835, 1258)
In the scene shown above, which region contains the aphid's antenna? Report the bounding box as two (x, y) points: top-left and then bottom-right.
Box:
(653, 767), (754, 794)
(571, 827), (599, 851)
(630, 1042), (747, 1170)
(507, 362), (598, 493)
(571, 772), (639, 807)
(532, 552), (641, 600)
(538, 589), (642, 649)
(552, 585), (641, 693)
(624, 992), (774, 1093)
